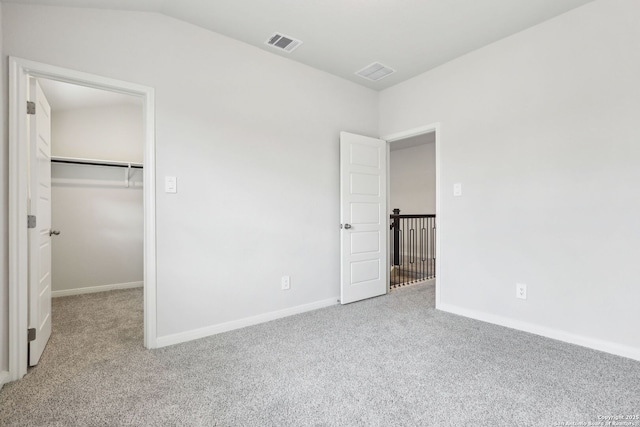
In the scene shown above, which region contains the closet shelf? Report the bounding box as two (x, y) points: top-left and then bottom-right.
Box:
(51, 156), (143, 169)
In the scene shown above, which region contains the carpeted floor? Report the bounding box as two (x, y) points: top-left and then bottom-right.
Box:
(1, 283), (639, 426)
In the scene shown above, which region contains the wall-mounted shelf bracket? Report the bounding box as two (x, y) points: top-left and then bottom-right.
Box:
(125, 163), (132, 188)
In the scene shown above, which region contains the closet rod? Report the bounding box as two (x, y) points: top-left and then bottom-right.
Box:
(51, 156), (143, 169)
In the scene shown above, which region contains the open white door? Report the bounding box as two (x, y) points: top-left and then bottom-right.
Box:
(28, 78), (53, 366)
(340, 131), (387, 304)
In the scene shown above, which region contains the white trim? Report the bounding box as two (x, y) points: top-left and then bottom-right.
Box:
(0, 371), (10, 390)
(156, 297), (339, 348)
(385, 142), (391, 294)
(8, 57), (29, 382)
(142, 87), (157, 350)
(383, 123), (442, 309)
(52, 281), (143, 298)
(439, 303), (640, 362)
(8, 57), (157, 382)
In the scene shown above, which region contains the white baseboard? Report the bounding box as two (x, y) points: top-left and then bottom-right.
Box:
(52, 281), (143, 298)
(0, 371), (10, 390)
(438, 302), (640, 362)
(156, 297), (340, 348)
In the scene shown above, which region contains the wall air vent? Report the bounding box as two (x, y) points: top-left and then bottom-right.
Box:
(355, 62), (396, 82)
(265, 33), (303, 53)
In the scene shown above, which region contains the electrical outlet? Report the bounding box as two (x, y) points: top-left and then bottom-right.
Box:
(281, 276), (291, 290)
(516, 283), (527, 300)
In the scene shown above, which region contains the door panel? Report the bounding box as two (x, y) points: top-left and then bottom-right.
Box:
(351, 232), (380, 254)
(340, 132), (387, 304)
(28, 78), (53, 366)
(351, 203), (380, 224)
(351, 259), (381, 284)
(350, 173), (380, 196)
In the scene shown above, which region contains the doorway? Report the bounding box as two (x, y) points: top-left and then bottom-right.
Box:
(8, 57), (157, 382)
(338, 126), (440, 306)
(40, 78), (145, 299)
(383, 124), (441, 305)
(35, 77), (144, 367)
(388, 132), (436, 288)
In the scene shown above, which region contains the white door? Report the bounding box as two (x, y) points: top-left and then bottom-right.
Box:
(28, 78), (53, 366)
(340, 132), (387, 304)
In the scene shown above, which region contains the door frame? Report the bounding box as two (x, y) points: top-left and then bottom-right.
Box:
(382, 123), (441, 307)
(7, 57), (158, 382)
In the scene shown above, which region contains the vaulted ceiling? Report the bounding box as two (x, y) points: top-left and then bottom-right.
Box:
(2, 0), (595, 89)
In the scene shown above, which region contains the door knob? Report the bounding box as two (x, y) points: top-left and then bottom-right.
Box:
(49, 230), (61, 236)
(344, 224), (352, 229)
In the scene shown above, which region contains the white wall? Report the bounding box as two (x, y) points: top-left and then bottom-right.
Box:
(389, 143), (436, 215)
(1, 5), (378, 342)
(0, 2), (8, 375)
(52, 104), (143, 162)
(50, 104), (143, 295)
(380, 0), (640, 359)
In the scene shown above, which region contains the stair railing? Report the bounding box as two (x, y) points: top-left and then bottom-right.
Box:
(390, 209), (436, 288)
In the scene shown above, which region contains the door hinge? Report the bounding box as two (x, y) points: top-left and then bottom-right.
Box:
(27, 101), (36, 115)
(28, 328), (36, 342)
(27, 215), (36, 229)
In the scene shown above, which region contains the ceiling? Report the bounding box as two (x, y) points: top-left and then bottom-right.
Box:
(38, 78), (142, 111)
(3, 0), (595, 90)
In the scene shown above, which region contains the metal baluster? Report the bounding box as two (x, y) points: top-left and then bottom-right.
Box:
(411, 218), (416, 283)
(425, 217), (429, 279)
(428, 216), (431, 279)
(431, 217), (436, 279)
(409, 224), (414, 265)
(419, 218), (423, 281)
(399, 223), (403, 268)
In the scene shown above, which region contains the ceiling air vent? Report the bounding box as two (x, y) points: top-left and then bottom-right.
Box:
(265, 33), (303, 53)
(355, 62), (396, 82)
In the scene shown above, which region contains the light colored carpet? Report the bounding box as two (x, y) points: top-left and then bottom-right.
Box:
(1, 283), (639, 426)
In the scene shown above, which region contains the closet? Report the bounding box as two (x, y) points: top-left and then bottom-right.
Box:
(40, 78), (145, 297)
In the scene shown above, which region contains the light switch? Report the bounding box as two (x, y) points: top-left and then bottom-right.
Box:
(453, 183), (462, 197)
(165, 176), (177, 193)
